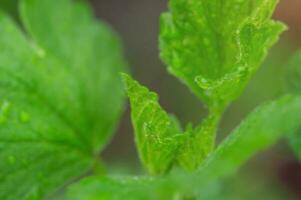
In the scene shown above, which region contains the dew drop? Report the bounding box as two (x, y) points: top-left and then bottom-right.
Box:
(19, 111), (31, 123)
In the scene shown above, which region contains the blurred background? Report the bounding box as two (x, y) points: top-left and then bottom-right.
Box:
(1, 0), (301, 199)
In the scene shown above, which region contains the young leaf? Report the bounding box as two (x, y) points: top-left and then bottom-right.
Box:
(65, 95), (301, 199)
(0, 0), (126, 199)
(160, 0), (286, 112)
(122, 74), (183, 175)
(176, 114), (220, 171)
(123, 74), (220, 172)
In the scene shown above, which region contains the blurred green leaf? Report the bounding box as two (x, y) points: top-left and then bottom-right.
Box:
(20, 0), (127, 151)
(0, 0), (126, 199)
(285, 50), (301, 95)
(285, 50), (301, 162)
(0, 0), (18, 19)
(195, 95), (301, 188)
(160, 0), (286, 112)
(67, 176), (159, 200)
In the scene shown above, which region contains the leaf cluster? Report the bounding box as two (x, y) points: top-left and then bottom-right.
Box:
(0, 0), (301, 199)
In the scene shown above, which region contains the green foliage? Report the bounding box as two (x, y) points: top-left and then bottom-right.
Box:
(0, 0), (300, 199)
(67, 176), (158, 200)
(160, 0), (286, 112)
(125, 0), (287, 174)
(196, 95), (301, 184)
(285, 50), (301, 161)
(122, 74), (183, 175)
(67, 95), (301, 199)
(20, 0), (126, 150)
(285, 50), (301, 94)
(0, 0), (18, 19)
(123, 74), (222, 173)
(176, 114), (220, 171)
(0, 0), (126, 199)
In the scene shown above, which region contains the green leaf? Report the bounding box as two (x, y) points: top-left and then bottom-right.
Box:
(285, 50), (301, 95)
(0, 0), (19, 19)
(160, 0), (286, 112)
(0, 0), (126, 199)
(176, 114), (220, 171)
(284, 50), (301, 160)
(66, 95), (301, 199)
(194, 95), (301, 186)
(20, 0), (126, 151)
(175, 95), (301, 195)
(122, 74), (220, 172)
(67, 176), (158, 200)
(122, 74), (183, 175)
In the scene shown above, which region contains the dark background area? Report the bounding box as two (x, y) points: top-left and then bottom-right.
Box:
(1, 0), (301, 198)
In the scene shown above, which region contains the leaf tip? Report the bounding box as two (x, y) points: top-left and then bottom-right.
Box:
(120, 72), (133, 90)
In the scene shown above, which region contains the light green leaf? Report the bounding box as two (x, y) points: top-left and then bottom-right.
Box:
(122, 74), (183, 175)
(0, 0), (126, 199)
(176, 114), (220, 171)
(123, 74), (220, 172)
(160, 0), (286, 111)
(66, 95), (301, 199)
